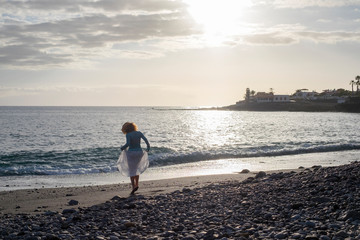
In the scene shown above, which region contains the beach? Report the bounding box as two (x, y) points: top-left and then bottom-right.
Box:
(0, 172), (257, 216)
(1, 162), (360, 239)
(1, 108), (360, 239)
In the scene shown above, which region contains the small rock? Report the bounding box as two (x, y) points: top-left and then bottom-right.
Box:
(291, 233), (303, 239)
(274, 232), (287, 239)
(240, 169), (250, 173)
(339, 209), (360, 221)
(109, 236), (120, 240)
(305, 221), (316, 228)
(181, 236), (196, 240)
(173, 224), (185, 232)
(291, 203), (304, 209)
(305, 235), (319, 240)
(124, 222), (136, 228)
(335, 231), (349, 238)
(62, 209), (76, 214)
(255, 171), (266, 179)
(319, 236), (330, 240)
(111, 196), (125, 201)
(68, 200), (79, 206)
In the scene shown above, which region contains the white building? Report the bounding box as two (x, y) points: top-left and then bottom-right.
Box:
(273, 95), (290, 102)
(255, 92), (273, 102)
(292, 90), (318, 100)
(255, 92), (290, 103)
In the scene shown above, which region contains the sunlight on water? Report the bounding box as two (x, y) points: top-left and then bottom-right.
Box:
(1, 150), (359, 191)
(1, 107), (360, 190)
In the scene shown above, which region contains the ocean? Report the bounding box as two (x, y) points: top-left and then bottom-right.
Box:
(1, 106), (359, 191)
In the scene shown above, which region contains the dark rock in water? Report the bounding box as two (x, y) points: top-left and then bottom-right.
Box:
(240, 169), (250, 173)
(68, 200), (79, 206)
(255, 171), (266, 178)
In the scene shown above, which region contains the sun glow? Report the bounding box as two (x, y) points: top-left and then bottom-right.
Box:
(185, 0), (252, 46)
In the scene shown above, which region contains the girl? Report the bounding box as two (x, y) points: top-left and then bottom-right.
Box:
(118, 122), (150, 194)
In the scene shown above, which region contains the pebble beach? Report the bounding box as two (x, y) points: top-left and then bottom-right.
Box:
(1, 162), (360, 240)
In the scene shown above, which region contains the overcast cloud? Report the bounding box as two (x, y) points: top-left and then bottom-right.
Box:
(1, 0), (360, 68)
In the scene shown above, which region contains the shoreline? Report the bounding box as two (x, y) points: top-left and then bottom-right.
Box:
(208, 101), (360, 113)
(0, 169), (304, 216)
(2, 149), (360, 192)
(1, 162), (359, 239)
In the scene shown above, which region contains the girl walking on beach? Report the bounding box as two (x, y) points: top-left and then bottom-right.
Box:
(118, 122), (150, 195)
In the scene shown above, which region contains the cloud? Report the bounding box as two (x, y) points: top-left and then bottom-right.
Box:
(0, 85), (100, 98)
(242, 32), (298, 45)
(253, 0), (360, 8)
(317, 19), (333, 23)
(242, 28), (360, 45)
(297, 31), (360, 43)
(1, 0), (360, 69)
(0, 0), (200, 68)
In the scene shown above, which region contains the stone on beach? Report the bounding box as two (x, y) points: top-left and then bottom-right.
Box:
(1, 162), (360, 239)
(68, 200), (79, 206)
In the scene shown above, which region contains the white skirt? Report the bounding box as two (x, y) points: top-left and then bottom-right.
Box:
(117, 150), (149, 177)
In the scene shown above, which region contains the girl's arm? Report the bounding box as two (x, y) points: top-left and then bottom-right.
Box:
(141, 133), (150, 152)
(120, 134), (130, 151)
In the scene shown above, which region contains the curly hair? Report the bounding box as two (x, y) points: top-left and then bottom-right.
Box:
(121, 122), (138, 134)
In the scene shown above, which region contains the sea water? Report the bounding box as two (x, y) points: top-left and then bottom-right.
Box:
(1, 106), (359, 190)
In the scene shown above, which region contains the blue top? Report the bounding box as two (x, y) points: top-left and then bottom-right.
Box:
(121, 131), (150, 152)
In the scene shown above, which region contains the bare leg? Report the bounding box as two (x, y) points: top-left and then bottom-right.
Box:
(130, 176), (136, 190)
(135, 175), (139, 188)
(130, 175), (139, 195)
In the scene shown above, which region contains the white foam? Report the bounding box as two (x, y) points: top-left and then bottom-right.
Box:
(1, 150), (359, 191)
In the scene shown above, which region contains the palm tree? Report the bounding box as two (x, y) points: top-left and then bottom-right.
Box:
(356, 75), (360, 94)
(350, 80), (355, 94)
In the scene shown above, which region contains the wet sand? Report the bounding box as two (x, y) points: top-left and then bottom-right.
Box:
(0, 171), (263, 215)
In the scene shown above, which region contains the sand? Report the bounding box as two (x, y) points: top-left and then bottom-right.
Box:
(0, 171), (265, 215)
(2, 163), (360, 239)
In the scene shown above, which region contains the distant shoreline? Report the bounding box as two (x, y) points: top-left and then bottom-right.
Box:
(211, 101), (360, 113)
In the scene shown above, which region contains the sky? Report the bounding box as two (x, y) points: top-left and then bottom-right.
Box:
(0, 0), (360, 106)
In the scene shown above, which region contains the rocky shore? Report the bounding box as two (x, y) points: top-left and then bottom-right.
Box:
(1, 162), (360, 240)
